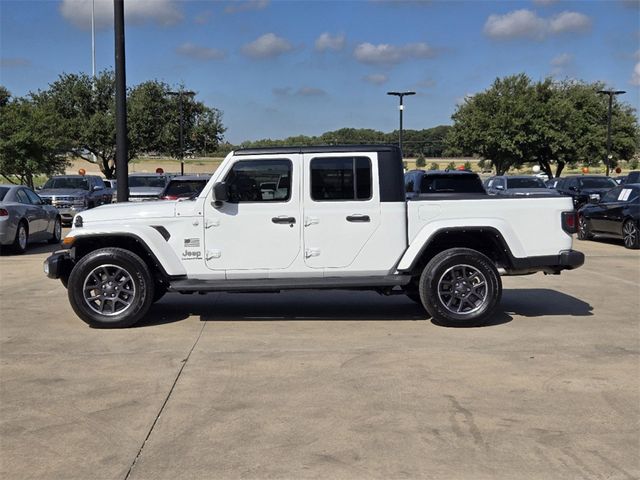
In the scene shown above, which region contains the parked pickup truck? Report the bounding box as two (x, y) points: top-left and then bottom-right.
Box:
(38, 175), (111, 225)
(44, 145), (584, 328)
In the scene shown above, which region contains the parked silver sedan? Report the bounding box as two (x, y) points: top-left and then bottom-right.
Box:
(0, 184), (62, 254)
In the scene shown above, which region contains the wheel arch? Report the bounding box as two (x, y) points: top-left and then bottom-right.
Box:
(399, 227), (515, 276)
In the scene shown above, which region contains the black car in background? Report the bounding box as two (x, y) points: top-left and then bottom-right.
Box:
(553, 175), (617, 208)
(160, 175), (210, 200)
(404, 170), (486, 199)
(577, 183), (639, 249)
(485, 175), (560, 197)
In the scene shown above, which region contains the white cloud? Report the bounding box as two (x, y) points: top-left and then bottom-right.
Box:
(551, 53), (573, 67)
(363, 74), (388, 85)
(241, 33), (293, 59)
(484, 10), (547, 40)
(59, 0), (183, 30)
(631, 62), (640, 86)
(1, 57), (31, 68)
(484, 9), (591, 40)
(549, 11), (591, 34)
(273, 86), (327, 97)
(353, 42), (436, 65)
(225, 0), (270, 14)
(315, 33), (345, 52)
(176, 43), (225, 61)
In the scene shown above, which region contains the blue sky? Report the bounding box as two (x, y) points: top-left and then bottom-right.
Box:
(1, 0), (639, 144)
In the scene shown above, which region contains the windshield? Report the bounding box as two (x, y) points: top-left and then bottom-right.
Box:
(506, 178), (545, 189)
(43, 177), (89, 190)
(420, 175), (485, 193)
(0, 187), (8, 201)
(129, 176), (166, 188)
(579, 177), (617, 189)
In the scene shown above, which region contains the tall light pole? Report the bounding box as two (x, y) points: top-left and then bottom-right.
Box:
(387, 91), (415, 157)
(167, 90), (196, 175)
(597, 89), (626, 177)
(114, 0), (128, 202)
(91, 0), (96, 77)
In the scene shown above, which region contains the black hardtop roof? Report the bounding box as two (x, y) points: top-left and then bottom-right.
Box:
(234, 144), (400, 156)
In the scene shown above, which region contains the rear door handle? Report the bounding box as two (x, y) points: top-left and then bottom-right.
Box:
(272, 216), (296, 224)
(346, 215), (370, 223)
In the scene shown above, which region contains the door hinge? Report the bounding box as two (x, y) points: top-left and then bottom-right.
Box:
(304, 216), (319, 227)
(205, 219), (220, 229)
(305, 248), (320, 258)
(206, 249), (221, 260)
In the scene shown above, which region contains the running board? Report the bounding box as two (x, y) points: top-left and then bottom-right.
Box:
(168, 275), (411, 293)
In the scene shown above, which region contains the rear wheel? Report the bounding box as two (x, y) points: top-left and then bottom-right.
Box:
(623, 219), (639, 249)
(577, 215), (593, 240)
(419, 248), (502, 327)
(12, 221), (28, 254)
(67, 247), (154, 328)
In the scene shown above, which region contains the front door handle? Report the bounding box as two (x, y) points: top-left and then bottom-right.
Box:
(272, 216), (296, 224)
(346, 215), (370, 223)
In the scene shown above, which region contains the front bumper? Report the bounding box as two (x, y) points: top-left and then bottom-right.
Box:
(44, 250), (73, 279)
(55, 207), (87, 223)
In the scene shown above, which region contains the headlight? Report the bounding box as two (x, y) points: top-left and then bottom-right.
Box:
(72, 196), (87, 206)
(589, 193), (600, 200)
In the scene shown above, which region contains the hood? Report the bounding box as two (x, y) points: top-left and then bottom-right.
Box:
(39, 188), (89, 197)
(506, 188), (559, 196)
(579, 187), (613, 194)
(77, 200), (176, 224)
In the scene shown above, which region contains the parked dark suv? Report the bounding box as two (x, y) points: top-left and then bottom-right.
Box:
(554, 175), (617, 208)
(38, 175), (111, 225)
(404, 170), (486, 199)
(485, 175), (559, 197)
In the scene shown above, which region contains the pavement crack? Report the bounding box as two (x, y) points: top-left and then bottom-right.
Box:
(123, 321), (207, 480)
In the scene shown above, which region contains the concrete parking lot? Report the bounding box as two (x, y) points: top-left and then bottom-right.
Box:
(1, 235), (638, 480)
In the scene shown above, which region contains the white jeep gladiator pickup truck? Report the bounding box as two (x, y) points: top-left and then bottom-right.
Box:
(44, 145), (584, 328)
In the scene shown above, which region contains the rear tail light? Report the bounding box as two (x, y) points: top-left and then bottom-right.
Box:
(561, 211), (577, 234)
(0, 208), (8, 216)
(161, 195), (178, 200)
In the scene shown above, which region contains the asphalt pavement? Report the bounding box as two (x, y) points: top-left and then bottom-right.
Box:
(0, 234), (638, 479)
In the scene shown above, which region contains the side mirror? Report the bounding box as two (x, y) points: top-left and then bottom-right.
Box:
(495, 185), (505, 190)
(35, 186), (42, 191)
(212, 182), (229, 208)
(588, 196), (600, 204)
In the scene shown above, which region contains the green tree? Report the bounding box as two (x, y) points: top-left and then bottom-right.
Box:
(0, 96), (69, 187)
(415, 153), (426, 168)
(447, 74), (535, 175)
(446, 161), (456, 170)
(428, 162), (439, 170)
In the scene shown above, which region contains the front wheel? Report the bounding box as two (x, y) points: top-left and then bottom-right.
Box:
(48, 217), (62, 244)
(419, 248), (502, 327)
(623, 219), (639, 249)
(67, 247), (155, 328)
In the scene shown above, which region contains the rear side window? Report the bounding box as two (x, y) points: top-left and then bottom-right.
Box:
(16, 189), (30, 204)
(311, 157), (371, 201)
(224, 159), (291, 203)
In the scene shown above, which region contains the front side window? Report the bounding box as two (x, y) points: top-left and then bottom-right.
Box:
(310, 157), (371, 201)
(224, 159), (291, 203)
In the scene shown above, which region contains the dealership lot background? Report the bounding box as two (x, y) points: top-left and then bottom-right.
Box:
(1, 235), (638, 479)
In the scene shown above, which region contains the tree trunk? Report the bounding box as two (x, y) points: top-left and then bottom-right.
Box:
(539, 160), (553, 179)
(555, 160), (565, 178)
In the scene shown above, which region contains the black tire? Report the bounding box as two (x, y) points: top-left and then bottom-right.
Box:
(622, 219), (639, 249)
(48, 217), (62, 244)
(12, 221), (28, 254)
(419, 248), (502, 327)
(577, 215), (593, 241)
(67, 247), (155, 328)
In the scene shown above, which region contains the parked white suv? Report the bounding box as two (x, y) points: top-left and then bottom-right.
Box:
(44, 145), (583, 328)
